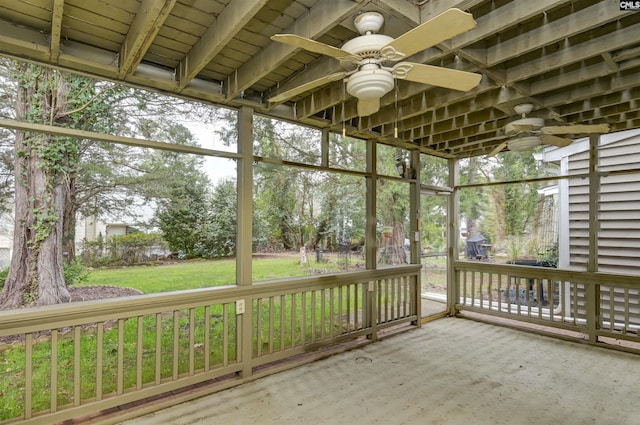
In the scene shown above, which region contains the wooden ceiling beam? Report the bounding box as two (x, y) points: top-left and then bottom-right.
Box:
(444, 0), (570, 48)
(266, 56), (344, 111)
(176, 0), (268, 90)
(371, 0), (420, 26)
(420, 0), (486, 21)
(421, 83), (640, 152)
(0, 19), (50, 63)
(551, 83), (640, 120)
(50, 0), (64, 62)
(570, 101), (640, 125)
(543, 70), (640, 113)
(486, 2), (626, 68)
(394, 60), (631, 140)
(118, 0), (176, 80)
(382, 88), (509, 136)
(225, 0), (362, 101)
(507, 20), (640, 82)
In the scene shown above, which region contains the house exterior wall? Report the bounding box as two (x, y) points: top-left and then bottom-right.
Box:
(0, 212), (11, 268)
(567, 134), (640, 275)
(540, 130), (640, 327)
(1, 213), (129, 260)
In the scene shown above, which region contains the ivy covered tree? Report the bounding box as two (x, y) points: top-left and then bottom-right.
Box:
(0, 63), (89, 307)
(0, 60), (217, 308)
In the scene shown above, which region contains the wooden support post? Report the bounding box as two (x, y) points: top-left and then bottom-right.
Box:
(237, 106), (254, 377)
(409, 150), (421, 325)
(321, 128), (329, 167)
(366, 140), (378, 340)
(447, 158), (460, 316)
(587, 134), (600, 343)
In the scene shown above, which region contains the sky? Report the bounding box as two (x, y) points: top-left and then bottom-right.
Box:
(184, 120), (237, 184)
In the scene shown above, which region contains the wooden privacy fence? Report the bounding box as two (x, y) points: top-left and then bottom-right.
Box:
(0, 265), (420, 425)
(454, 261), (640, 349)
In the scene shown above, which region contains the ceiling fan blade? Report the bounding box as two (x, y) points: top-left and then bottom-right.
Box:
(268, 71), (347, 103)
(393, 62), (481, 91)
(540, 134), (573, 147)
(486, 141), (508, 157)
(271, 34), (358, 61)
(540, 124), (611, 135)
(357, 98), (380, 117)
(381, 8), (476, 60)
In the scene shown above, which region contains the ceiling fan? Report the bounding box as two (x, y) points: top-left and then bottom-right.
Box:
(268, 9), (482, 117)
(486, 103), (611, 156)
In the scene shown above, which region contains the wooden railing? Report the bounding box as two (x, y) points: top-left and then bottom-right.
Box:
(0, 266), (420, 425)
(454, 261), (640, 349)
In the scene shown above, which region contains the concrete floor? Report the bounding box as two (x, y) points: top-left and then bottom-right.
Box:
(117, 318), (640, 425)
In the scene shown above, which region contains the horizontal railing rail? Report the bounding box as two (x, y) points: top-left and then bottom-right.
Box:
(454, 261), (640, 349)
(0, 265), (420, 425)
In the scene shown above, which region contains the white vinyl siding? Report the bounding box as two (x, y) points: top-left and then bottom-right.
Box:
(567, 135), (640, 328)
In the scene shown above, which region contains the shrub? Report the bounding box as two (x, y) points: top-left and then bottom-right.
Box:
(64, 261), (90, 286)
(81, 232), (168, 267)
(0, 267), (7, 290)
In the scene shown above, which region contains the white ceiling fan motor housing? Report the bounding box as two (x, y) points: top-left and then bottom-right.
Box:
(504, 117), (544, 135)
(346, 63), (394, 99)
(341, 34), (394, 58)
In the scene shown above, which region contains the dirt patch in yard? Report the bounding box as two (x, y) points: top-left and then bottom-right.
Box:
(67, 285), (143, 302)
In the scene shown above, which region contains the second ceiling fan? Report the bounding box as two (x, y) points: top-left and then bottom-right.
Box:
(486, 103), (611, 156)
(268, 8), (482, 117)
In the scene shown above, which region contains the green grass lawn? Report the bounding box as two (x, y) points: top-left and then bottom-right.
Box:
(80, 253), (349, 293)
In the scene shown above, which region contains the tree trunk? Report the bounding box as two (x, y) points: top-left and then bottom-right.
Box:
(379, 223), (407, 265)
(0, 64), (71, 309)
(62, 176), (77, 263)
(309, 219), (328, 250)
(0, 132), (70, 308)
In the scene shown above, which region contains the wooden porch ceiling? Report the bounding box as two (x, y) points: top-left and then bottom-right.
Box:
(0, 0), (639, 159)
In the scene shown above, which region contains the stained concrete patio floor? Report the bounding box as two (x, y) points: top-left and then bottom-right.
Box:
(117, 317), (640, 425)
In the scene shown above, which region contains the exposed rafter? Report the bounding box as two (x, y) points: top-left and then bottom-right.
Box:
(225, 0), (362, 101)
(50, 0), (64, 62)
(176, 0), (269, 90)
(485, 2), (626, 67)
(118, 0), (176, 79)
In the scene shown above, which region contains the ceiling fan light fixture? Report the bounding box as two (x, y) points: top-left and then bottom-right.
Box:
(508, 136), (540, 152)
(346, 66), (394, 100)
